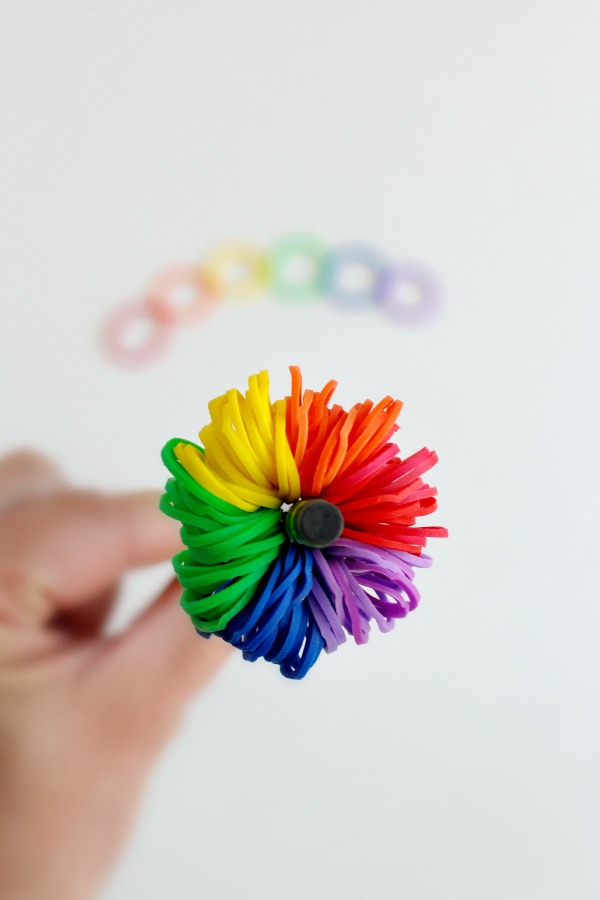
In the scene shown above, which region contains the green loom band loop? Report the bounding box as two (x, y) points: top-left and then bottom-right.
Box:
(269, 233), (329, 304)
(188, 583), (261, 633)
(173, 545), (280, 589)
(186, 532), (285, 566)
(178, 482), (260, 525)
(160, 491), (224, 531)
(164, 480), (226, 528)
(160, 435), (309, 637)
(182, 522), (279, 553)
(180, 507), (282, 549)
(181, 520), (281, 556)
(181, 560), (275, 619)
(161, 439), (247, 515)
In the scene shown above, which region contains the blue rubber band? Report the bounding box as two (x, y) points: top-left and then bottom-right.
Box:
(322, 242), (389, 311)
(202, 542), (324, 678)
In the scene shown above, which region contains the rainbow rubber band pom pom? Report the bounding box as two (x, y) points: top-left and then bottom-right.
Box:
(160, 367), (447, 679)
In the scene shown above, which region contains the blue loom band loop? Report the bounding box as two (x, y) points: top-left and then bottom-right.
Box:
(221, 552), (287, 643)
(291, 547), (314, 606)
(322, 242), (389, 311)
(235, 545), (304, 659)
(193, 541), (324, 677)
(241, 577), (299, 660)
(286, 603), (312, 662)
(280, 609), (324, 679)
(280, 614), (325, 680)
(237, 546), (312, 663)
(264, 602), (305, 664)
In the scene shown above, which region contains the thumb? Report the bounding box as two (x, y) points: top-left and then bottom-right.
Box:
(89, 578), (232, 746)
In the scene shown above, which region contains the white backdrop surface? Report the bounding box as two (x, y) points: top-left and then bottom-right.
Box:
(1, 2), (599, 898)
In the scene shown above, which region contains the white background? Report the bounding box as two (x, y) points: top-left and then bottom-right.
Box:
(1, 2), (600, 898)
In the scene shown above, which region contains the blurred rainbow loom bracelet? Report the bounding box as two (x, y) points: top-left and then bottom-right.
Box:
(101, 234), (443, 368)
(160, 367), (447, 679)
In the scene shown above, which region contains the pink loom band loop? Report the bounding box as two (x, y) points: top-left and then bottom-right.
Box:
(146, 263), (220, 327)
(100, 298), (174, 369)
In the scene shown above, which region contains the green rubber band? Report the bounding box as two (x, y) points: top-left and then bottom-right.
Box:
(269, 233), (328, 304)
(160, 491), (224, 531)
(178, 483), (253, 525)
(188, 582), (262, 632)
(180, 507), (281, 549)
(161, 438), (247, 516)
(186, 531), (285, 566)
(173, 545), (279, 589)
(180, 556), (276, 616)
(184, 510), (281, 549)
(161, 437), (288, 636)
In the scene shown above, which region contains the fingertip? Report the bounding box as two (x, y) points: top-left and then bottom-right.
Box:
(0, 489), (184, 620)
(110, 491), (183, 563)
(0, 448), (66, 513)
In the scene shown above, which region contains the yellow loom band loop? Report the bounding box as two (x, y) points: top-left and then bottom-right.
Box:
(258, 370), (274, 421)
(207, 393), (228, 427)
(174, 442), (258, 512)
(175, 442), (245, 509)
(201, 421), (280, 504)
(204, 395), (259, 484)
(226, 389), (264, 471)
(239, 392), (277, 482)
(241, 393), (279, 484)
(179, 371), (303, 511)
(283, 441), (301, 501)
(248, 375), (275, 451)
(227, 482), (282, 509)
(274, 399), (290, 497)
(221, 403), (272, 489)
(199, 424), (247, 486)
(178, 443), (278, 511)
(200, 241), (270, 301)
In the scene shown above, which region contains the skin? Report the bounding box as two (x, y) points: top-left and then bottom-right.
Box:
(0, 450), (231, 900)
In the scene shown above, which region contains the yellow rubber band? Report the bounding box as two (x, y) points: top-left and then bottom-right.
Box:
(241, 393), (279, 484)
(274, 399), (290, 497)
(177, 371), (300, 511)
(200, 241), (270, 301)
(174, 442), (258, 511)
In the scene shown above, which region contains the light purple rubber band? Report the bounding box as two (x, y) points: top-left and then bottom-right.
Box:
(376, 262), (443, 327)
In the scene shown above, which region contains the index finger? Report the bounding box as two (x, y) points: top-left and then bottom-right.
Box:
(0, 490), (182, 623)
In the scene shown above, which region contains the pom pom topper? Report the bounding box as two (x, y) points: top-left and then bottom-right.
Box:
(160, 367), (447, 679)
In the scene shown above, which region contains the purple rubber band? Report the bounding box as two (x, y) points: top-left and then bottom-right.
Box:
(306, 539), (432, 649)
(376, 262), (443, 327)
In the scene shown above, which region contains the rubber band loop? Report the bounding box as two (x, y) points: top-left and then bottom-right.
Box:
(200, 242), (270, 301)
(100, 298), (173, 369)
(376, 262), (443, 326)
(322, 242), (388, 311)
(269, 233), (328, 304)
(146, 263), (220, 326)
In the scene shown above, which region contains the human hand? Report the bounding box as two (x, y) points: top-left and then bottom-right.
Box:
(0, 450), (231, 900)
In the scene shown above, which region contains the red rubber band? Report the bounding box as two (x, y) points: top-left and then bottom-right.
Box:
(100, 298), (173, 369)
(147, 263), (220, 327)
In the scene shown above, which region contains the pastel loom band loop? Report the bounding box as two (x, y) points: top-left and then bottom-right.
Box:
(146, 263), (220, 327)
(100, 298), (173, 369)
(322, 242), (389, 311)
(269, 232), (328, 304)
(200, 242), (271, 301)
(160, 367), (447, 679)
(376, 262), (443, 326)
